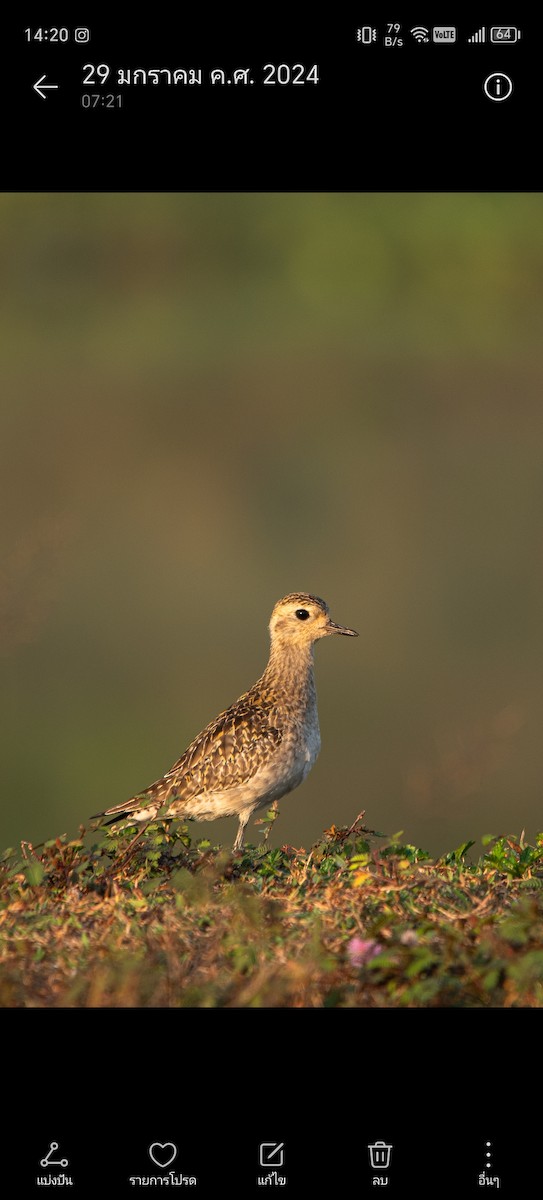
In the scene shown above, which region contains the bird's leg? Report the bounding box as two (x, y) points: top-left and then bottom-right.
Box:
(262, 800), (279, 844)
(233, 811), (250, 854)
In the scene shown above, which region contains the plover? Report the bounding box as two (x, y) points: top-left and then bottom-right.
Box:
(92, 593), (358, 851)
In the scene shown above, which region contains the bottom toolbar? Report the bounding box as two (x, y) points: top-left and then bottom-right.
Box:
(15, 1133), (522, 1193)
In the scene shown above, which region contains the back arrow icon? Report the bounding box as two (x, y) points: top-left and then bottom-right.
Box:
(33, 74), (59, 100)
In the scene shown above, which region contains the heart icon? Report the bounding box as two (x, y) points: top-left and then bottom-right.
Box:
(149, 1142), (178, 1169)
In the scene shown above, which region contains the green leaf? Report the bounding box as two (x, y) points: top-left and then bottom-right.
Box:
(404, 949), (439, 979)
(23, 861), (45, 886)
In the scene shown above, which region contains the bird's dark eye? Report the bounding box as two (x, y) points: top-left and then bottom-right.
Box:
(295, 609), (310, 620)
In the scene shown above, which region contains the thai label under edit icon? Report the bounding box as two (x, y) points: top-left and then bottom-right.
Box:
(368, 1141), (393, 1170)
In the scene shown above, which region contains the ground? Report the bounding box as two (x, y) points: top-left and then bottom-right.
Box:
(1, 813), (543, 1007)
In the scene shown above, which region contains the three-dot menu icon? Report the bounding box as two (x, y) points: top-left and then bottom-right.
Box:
(478, 1141), (501, 1188)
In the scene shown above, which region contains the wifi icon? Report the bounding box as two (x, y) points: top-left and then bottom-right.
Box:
(410, 26), (429, 42)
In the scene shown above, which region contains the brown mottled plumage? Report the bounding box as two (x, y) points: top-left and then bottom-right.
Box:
(92, 593), (358, 851)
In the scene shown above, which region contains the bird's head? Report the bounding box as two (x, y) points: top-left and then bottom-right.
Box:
(269, 593), (358, 648)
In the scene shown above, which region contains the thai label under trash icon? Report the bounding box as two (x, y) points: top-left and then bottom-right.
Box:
(368, 1141), (393, 1170)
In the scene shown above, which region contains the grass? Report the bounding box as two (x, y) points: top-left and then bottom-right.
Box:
(1, 812), (543, 1007)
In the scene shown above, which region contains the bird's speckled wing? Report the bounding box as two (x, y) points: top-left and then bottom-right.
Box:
(97, 688), (284, 819)
(163, 691), (284, 796)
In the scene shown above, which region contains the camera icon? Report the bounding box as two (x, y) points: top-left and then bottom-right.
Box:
(74, 28), (90, 42)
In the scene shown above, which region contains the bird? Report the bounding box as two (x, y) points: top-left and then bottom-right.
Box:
(92, 593), (358, 852)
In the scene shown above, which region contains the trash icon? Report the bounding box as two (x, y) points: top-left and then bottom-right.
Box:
(368, 1141), (393, 1169)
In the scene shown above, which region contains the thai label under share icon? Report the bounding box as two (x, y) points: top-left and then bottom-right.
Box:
(368, 1141), (393, 1170)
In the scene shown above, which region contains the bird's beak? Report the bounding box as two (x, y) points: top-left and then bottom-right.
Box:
(327, 619), (359, 637)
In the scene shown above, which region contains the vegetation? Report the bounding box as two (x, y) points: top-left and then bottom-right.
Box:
(1, 813), (543, 1007)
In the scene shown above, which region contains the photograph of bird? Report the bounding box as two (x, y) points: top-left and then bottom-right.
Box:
(92, 593), (358, 851)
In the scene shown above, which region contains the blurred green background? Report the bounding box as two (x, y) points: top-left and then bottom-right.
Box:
(2, 192), (542, 856)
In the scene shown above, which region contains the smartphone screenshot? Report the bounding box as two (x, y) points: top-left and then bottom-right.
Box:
(3, 12), (538, 1193)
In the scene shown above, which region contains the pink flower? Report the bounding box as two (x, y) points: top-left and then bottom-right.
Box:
(347, 936), (382, 967)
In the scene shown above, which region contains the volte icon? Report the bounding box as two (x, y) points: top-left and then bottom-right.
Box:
(433, 27), (456, 42)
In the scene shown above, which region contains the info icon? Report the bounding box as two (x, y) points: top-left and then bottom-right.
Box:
(483, 73), (513, 102)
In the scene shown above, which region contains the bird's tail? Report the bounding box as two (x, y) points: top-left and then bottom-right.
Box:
(91, 807), (132, 827)
(90, 793), (159, 826)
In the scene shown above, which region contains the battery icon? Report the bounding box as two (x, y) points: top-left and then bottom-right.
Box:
(490, 27), (521, 43)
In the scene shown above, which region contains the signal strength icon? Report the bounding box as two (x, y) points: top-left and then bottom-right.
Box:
(410, 26), (429, 42)
(468, 27), (486, 42)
